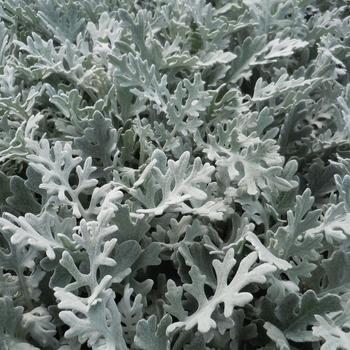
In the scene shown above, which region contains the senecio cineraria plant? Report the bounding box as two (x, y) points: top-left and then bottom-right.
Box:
(1, 0), (350, 349)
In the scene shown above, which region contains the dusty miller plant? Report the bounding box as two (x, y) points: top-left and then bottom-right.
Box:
(0, 0), (350, 349)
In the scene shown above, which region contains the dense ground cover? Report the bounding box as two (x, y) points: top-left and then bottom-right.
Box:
(0, 0), (350, 349)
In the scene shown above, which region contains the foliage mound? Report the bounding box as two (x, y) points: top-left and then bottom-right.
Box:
(0, 0), (350, 349)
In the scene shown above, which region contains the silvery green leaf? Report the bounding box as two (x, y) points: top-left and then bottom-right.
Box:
(264, 322), (291, 350)
(313, 301), (350, 350)
(252, 75), (316, 102)
(166, 73), (211, 136)
(165, 249), (276, 334)
(118, 284), (143, 345)
(74, 111), (117, 177)
(22, 306), (58, 348)
(305, 250), (350, 296)
(268, 189), (323, 283)
(37, 1), (85, 43)
(133, 150), (215, 216)
(276, 290), (341, 342)
(135, 315), (171, 350)
(110, 53), (169, 111)
(0, 296), (39, 350)
(246, 232), (292, 271)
